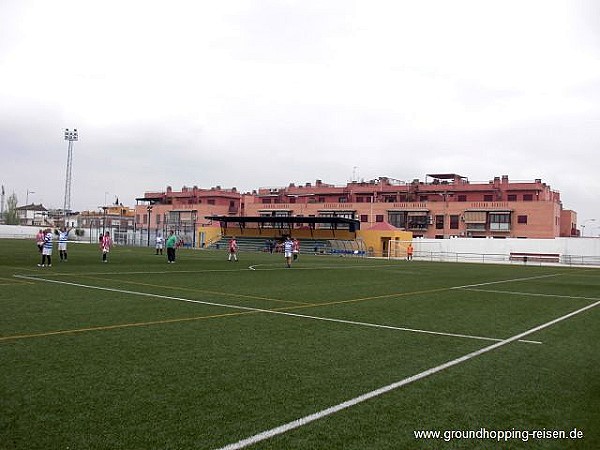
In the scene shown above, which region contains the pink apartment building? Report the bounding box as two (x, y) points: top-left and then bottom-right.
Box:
(135, 174), (578, 239)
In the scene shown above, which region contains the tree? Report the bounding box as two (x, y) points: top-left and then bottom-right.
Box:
(4, 193), (19, 225)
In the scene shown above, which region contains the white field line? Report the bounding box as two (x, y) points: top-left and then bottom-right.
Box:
(461, 287), (600, 302)
(246, 263), (405, 271)
(450, 273), (562, 289)
(12, 275), (539, 345)
(35, 264), (402, 277)
(216, 299), (600, 450)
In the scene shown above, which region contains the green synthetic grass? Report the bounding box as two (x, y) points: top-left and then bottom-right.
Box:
(0, 239), (598, 449)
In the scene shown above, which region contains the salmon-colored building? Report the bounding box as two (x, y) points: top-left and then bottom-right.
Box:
(135, 174), (578, 241)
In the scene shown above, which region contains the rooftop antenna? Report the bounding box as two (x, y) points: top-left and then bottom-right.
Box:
(63, 128), (78, 225)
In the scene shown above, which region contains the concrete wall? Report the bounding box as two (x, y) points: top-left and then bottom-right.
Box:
(0, 225), (46, 239)
(410, 237), (600, 265)
(0, 225), (87, 242)
(411, 237), (600, 256)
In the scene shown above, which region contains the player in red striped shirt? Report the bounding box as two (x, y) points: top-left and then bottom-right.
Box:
(228, 237), (238, 262)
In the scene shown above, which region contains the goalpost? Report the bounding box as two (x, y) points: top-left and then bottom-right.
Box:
(387, 239), (444, 261)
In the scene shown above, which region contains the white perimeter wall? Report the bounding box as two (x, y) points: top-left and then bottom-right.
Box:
(0, 225), (87, 241)
(412, 237), (600, 257)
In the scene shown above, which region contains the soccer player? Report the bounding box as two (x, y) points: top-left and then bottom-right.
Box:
(283, 236), (294, 268)
(166, 230), (177, 263)
(292, 238), (300, 261)
(100, 231), (112, 263)
(155, 234), (164, 255)
(228, 237), (238, 262)
(35, 229), (45, 253)
(38, 228), (53, 267)
(58, 226), (72, 262)
(406, 243), (414, 261)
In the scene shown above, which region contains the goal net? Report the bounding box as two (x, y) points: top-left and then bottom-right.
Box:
(387, 239), (444, 260)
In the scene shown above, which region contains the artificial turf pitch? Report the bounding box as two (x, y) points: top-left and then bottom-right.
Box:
(0, 239), (598, 449)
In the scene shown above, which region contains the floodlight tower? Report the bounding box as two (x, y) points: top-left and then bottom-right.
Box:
(1, 185), (5, 219)
(63, 128), (78, 224)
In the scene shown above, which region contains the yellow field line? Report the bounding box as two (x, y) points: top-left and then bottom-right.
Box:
(0, 277), (33, 285)
(301, 287), (453, 308)
(0, 310), (260, 342)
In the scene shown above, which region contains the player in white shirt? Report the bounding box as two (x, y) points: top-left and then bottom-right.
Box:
(155, 235), (164, 255)
(58, 227), (72, 262)
(38, 229), (53, 267)
(283, 236), (294, 268)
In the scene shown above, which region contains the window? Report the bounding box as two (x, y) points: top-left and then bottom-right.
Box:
(360, 215), (368, 222)
(435, 215), (444, 229)
(339, 197), (347, 203)
(489, 213), (511, 231)
(463, 211), (486, 223)
(483, 194), (493, 202)
(262, 198), (271, 204)
(523, 194), (533, 201)
(407, 213), (428, 229)
(420, 195), (428, 201)
(450, 215), (459, 229)
(508, 194), (517, 201)
(318, 197), (325, 203)
(517, 215), (528, 224)
(356, 196), (364, 203)
(318, 211), (352, 229)
(468, 223), (486, 231)
(388, 212), (406, 228)
(458, 195), (467, 202)
(376, 215), (384, 223)
(156, 215), (161, 225)
(208, 199), (215, 205)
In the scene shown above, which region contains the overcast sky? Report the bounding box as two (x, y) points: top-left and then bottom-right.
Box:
(2, 0), (599, 232)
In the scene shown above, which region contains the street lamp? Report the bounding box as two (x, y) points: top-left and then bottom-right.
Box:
(581, 218), (596, 237)
(26, 189), (35, 205)
(147, 205), (153, 247)
(100, 206), (108, 235)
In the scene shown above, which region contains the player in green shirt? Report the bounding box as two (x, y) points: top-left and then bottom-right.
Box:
(166, 230), (177, 264)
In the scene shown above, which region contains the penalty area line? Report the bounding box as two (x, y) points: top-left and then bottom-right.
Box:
(215, 299), (600, 450)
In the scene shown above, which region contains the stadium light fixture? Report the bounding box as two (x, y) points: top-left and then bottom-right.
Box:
(581, 218), (596, 237)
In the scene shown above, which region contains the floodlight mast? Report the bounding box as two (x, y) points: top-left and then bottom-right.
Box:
(63, 128), (78, 226)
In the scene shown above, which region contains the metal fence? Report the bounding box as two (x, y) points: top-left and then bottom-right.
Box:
(400, 250), (600, 267)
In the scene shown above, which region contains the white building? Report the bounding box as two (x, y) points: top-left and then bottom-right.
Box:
(16, 204), (49, 226)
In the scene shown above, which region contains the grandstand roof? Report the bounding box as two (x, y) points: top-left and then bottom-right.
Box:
(205, 215), (361, 230)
